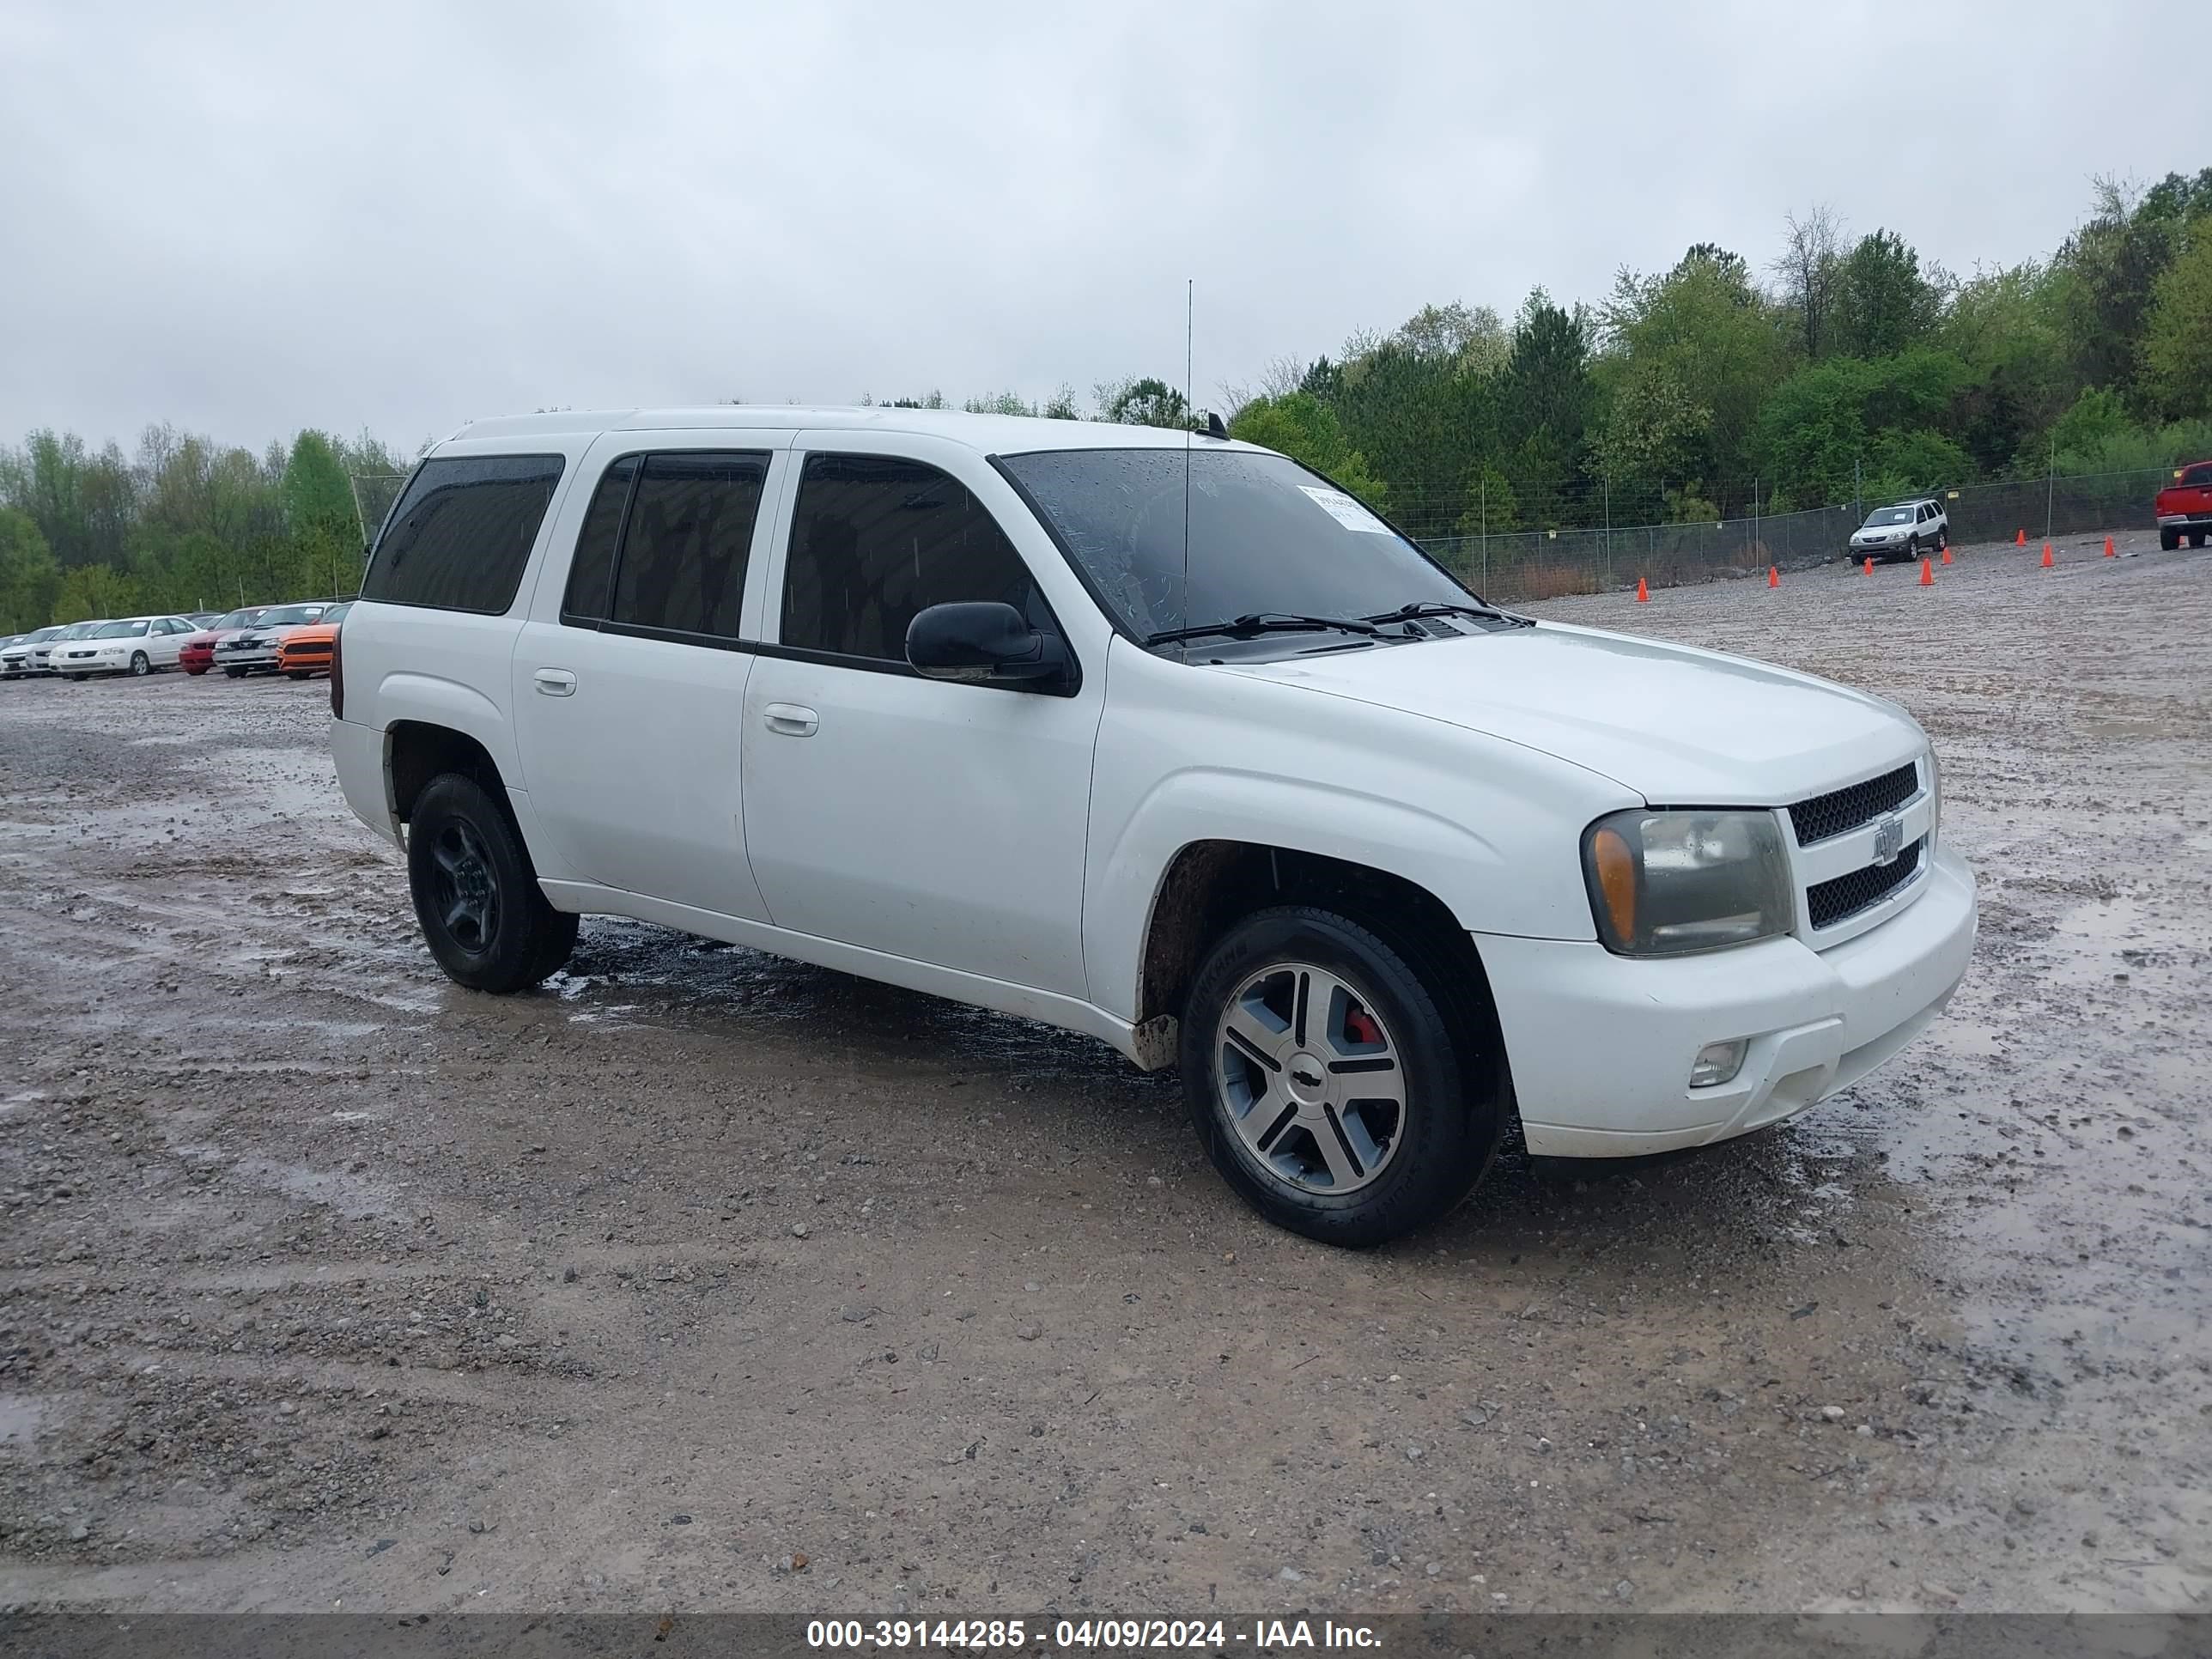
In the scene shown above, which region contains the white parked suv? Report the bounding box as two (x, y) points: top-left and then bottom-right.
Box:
(330, 408), (1978, 1245)
(1849, 498), (1949, 563)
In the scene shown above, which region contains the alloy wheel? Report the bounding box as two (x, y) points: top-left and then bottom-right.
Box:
(1213, 960), (1406, 1194)
(428, 817), (501, 955)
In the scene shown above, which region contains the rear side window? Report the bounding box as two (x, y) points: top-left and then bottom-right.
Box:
(781, 454), (1036, 662)
(562, 453), (766, 641)
(562, 457), (637, 624)
(362, 454), (565, 614)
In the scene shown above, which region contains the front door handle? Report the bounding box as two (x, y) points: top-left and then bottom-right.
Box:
(533, 668), (577, 696)
(762, 702), (818, 737)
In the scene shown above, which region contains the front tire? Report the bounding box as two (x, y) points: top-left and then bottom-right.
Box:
(1180, 905), (1503, 1247)
(406, 772), (576, 993)
(129, 652), (150, 677)
(223, 666), (246, 678)
(285, 670), (311, 680)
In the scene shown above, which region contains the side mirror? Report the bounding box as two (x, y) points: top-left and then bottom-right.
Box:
(905, 602), (1071, 691)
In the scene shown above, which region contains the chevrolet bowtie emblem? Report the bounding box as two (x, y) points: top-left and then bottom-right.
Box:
(1872, 816), (1904, 866)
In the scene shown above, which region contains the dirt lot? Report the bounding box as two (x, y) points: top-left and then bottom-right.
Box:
(0, 530), (2206, 1617)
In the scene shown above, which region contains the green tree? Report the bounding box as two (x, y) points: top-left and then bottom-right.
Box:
(1599, 248), (1790, 510)
(0, 507), (62, 629)
(1832, 230), (1943, 359)
(1098, 377), (1193, 429)
(53, 562), (137, 623)
(2142, 235), (2212, 420)
(1226, 392), (1386, 507)
(2051, 178), (2185, 396)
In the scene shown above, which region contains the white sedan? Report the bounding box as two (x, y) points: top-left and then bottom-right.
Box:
(50, 615), (200, 679)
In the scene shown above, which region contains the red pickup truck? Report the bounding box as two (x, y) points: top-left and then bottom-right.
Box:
(2156, 461), (2212, 550)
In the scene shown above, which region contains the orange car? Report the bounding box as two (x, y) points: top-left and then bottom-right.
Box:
(274, 599), (352, 678)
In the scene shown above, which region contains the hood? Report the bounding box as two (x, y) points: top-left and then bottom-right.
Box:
(1220, 621), (1922, 804)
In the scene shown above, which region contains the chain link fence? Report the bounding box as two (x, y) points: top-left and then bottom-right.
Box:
(1410, 466), (2174, 605)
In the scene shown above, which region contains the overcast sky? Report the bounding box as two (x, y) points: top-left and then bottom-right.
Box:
(3, 0), (2207, 456)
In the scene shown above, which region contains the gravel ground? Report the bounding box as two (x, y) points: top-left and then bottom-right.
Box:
(0, 529), (2206, 1616)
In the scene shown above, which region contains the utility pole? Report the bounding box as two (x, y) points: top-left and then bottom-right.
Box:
(1480, 473), (1489, 593)
(1753, 477), (1760, 566)
(1854, 458), (1862, 525)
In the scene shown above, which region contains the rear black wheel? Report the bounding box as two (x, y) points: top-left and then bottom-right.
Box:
(406, 772), (576, 993)
(1181, 905), (1504, 1247)
(2192, 532), (2208, 550)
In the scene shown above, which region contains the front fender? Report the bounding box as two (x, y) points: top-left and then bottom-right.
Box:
(1083, 639), (1633, 1024)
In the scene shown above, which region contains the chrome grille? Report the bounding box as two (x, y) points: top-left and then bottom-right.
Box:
(1789, 763), (1918, 846)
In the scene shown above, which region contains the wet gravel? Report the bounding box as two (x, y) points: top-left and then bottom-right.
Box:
(0, 530), (2206, 1614)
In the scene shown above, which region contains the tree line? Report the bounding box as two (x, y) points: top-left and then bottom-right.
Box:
(4, 169), (2208, 630)
(0, 428), (410, 632)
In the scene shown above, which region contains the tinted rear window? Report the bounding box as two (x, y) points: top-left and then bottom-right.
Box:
(2181, 463), (2212, 487)
(362, 454), (566, 614)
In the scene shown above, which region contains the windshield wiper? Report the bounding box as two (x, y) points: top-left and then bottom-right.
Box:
(1146, 612), (1381, 646)
(1364, 599), (1534, 629)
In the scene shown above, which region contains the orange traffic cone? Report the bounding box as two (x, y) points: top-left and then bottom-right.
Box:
(2041, 543), (2055, 568)
(1767, 565), (1780, 589)
(1919, 557), (1935, 586)
(1941, 545), (1952, 565)
(1635, 576), (1649, 603)
(2015, 528), (2027, 546)
(2104, 536), (2117, 558)
(1863, 556), (1874, 575)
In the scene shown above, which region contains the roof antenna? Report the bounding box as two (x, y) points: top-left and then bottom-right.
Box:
(1180, 278), (1194, 634)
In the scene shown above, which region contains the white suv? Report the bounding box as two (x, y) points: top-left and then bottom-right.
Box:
(330, 408), (1977, 1245)
(1849, 498), (1949, 563)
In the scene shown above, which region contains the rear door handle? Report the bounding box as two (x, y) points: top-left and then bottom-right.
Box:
(763, 702), (818, 737)
(533, 668), (577, 696)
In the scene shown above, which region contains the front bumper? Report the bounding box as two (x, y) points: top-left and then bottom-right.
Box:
(1476, 844), (1977, 1158)
(221, 648), (280, 670)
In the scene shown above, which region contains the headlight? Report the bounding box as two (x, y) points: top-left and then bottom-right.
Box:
(1583, 810), (1795, 956)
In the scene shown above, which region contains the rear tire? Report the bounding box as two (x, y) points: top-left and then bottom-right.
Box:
(407, 772), (575, 993)
(2161, 528), (2181, 551)
(1180, 904), (1504, 1247)
(2192, 532), (2207, 550)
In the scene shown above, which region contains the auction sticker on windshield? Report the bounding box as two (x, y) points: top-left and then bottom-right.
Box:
(1296, 484), (1390, 534)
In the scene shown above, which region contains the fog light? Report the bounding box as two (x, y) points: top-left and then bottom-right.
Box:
(1689, 1039), (1749, 1089)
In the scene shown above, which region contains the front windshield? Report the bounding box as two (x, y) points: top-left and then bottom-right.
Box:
(999, 447), (1469, 641)
(212, 609), (258, 629)
(1865, 507), (1913, 526)
(26, 628), (59, 643)
(258, 605), (325, 626)
(55, 623), (96, 640)
(320, 602), (352, 625)
(93, 619), (149, 638)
